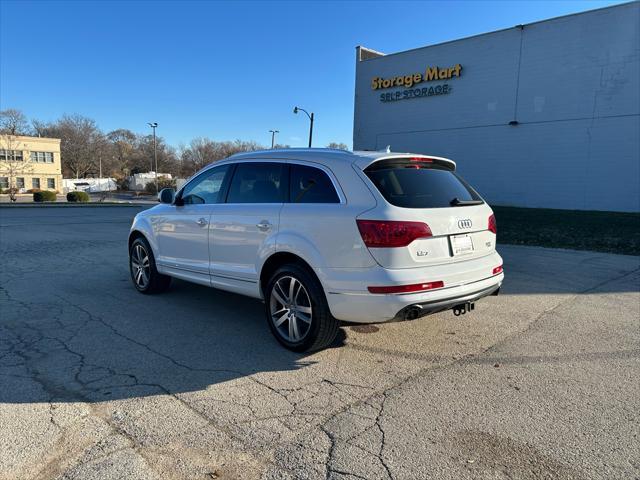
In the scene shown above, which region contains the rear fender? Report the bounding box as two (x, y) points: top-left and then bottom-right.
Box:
(268, 231), (324, 272)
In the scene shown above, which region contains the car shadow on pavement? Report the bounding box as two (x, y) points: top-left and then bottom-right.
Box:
(1, 237), (638, 407)
(0, 276), (346, 405)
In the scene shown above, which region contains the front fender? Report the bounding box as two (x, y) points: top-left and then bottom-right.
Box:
(129, 214), (159, 258)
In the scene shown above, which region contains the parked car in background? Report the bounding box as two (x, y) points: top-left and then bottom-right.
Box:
(128, 149), (504, 351)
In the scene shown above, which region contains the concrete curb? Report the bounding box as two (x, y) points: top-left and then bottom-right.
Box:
(0, 202), (153, 208)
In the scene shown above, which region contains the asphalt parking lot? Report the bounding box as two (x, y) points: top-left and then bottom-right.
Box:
(0, 206), (638, 480)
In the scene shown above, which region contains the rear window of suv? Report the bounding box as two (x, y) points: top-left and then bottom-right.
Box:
(364, 159), (482, 209)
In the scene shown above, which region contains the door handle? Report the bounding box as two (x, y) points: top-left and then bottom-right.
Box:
(256, 221), (271, 231)
(197, 217), (208, 226)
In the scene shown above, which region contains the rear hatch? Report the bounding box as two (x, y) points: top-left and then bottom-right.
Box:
(356, 156), (497, 269)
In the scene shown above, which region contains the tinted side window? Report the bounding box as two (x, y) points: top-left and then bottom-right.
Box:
(227, 162), (284, 203)
(182, 165), (230, 204)
(289, 165), (340, 203)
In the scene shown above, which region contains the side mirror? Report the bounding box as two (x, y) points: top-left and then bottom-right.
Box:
(158, 188), (175, 204)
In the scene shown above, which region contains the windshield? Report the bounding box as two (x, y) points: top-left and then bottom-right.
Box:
(364, 160), (483, 209)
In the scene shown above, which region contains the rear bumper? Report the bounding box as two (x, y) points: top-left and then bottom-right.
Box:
(394, 281), (501, 320)
(318, 251), (503, 323)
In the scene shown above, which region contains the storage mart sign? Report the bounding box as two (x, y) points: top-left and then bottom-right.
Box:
(371, 64), (462, 103)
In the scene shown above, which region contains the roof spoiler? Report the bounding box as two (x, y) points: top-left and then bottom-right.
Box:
(367, 155), (457, 172)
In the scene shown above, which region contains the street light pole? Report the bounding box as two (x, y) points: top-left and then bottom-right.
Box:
(269, 129), (279, 149)
(148, 122), (158, 194)
(293, 107), (314, 148)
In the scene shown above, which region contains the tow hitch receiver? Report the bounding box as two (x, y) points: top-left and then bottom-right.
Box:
(453, 302), (475, 316)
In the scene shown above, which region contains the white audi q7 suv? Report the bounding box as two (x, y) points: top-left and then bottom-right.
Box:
(129, 149), (504, 351)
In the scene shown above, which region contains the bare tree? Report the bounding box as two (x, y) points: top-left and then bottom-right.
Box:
(0, 109), (31, 136)
(0, 134), (34, 201)
(134, 134), (178, 176)
(180, 139), (263, 176)
(223, 139), (263, 157)
(106, 129), (137, 177)
(39, 114), (103, 178)
(4, 110), (283, 184)
(63, 115), (103, 178)
(31, 119), (48, 137)
(180, 137), (218, 175)
(326, 142), (349, 150)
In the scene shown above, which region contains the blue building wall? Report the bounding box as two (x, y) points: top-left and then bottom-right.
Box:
(353, 2), (640, 212)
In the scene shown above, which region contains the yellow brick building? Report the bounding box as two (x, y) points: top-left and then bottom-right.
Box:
(0, 135), (62, 192)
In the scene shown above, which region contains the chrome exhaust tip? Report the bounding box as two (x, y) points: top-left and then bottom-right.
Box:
(403, 306), (423, 321)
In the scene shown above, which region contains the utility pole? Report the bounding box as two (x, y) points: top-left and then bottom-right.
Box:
(148, 122), (158, 194)
(98, 152), (103, 193)
(269, 129), (279, 149)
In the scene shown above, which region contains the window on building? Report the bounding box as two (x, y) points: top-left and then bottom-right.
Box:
(30, 151), (54, 163)
(289, 164), (340, 203)
(0, 177), (8, 189)
(32, 178), (40, 189)
(0, 150), (24, 161)
(16, 177), (25, 189)
(227, 162), (285, 204)
(47, 178), (56, 189)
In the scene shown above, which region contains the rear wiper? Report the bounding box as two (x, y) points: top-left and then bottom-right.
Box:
(450, 197), (483, 206)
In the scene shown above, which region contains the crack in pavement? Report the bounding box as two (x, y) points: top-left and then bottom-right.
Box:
(287, 264), (640, 479)
(2, 211), (637, 480)
(1, 290), (292, 479)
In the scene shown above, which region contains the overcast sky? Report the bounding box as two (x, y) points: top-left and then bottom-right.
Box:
(0, 0), (626, 148)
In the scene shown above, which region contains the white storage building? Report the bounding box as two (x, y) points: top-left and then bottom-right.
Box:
(353, 2), (639, 212)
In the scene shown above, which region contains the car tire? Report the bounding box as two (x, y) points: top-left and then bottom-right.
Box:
(265, 263), (339, 352)
(129, 237), (171, 294)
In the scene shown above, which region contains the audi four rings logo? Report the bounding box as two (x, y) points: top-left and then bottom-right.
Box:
(458, 219), (473, 229)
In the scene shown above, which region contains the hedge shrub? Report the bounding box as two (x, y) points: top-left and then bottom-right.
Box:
(33, 190), (57, 202)
(66, 191), (90, 202)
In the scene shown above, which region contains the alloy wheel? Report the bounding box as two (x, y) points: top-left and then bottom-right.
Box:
(269, 276), (313, 342)
(131, 244), (150, 289)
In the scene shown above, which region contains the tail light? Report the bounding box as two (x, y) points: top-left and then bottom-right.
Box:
(493, 265), (503, 275)
(368, 281), (444, 294)
(356, 219), (432, 248)
(488, 214), (497, 234)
